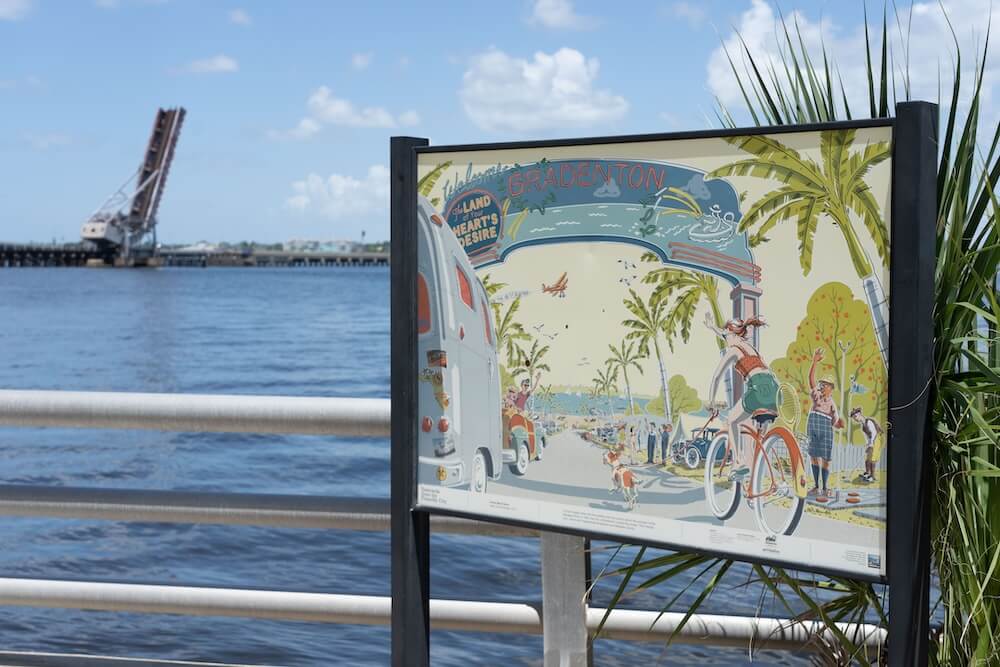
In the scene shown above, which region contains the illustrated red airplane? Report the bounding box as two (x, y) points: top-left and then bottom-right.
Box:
(542, 272), (568, 298)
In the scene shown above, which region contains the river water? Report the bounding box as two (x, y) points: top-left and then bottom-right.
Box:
(0, 267), (813, 666)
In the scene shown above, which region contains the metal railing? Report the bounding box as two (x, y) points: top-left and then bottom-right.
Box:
(0, 389), (886, 660)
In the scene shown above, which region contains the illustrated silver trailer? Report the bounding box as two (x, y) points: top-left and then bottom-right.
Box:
(415, 195), (503, 493)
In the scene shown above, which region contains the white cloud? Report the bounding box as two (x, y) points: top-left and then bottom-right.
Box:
(273, 86), (420, 139)
(460, 47), (628, 132)
(528, 0), (597, 30)
(708, 0), (998, 120)
(668, 1), (705, 28)
(229, 8), (250, 25)
(398, 110), (421, 126)
(351, 52), (372, 70)
(286, 165), (390, 220)
(0, 0), (32, 20)
(179, 54), (239, 74)
(24, 132), (72, 150)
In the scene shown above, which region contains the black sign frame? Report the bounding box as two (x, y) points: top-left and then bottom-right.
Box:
(390, 102), (937, 667)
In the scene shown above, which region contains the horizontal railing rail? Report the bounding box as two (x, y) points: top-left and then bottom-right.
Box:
(0, 485), (536, 536)
(0, 390), (390, 437)
(0, 577), (885, 650)
(0, 388), (888, 656)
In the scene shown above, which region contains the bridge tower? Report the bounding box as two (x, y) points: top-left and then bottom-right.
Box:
(81, 107), (186, 265)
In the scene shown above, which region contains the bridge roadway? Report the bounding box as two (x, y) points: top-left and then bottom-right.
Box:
(159, 249), (389, 267)
(0, 243), (388, 268)
(0, 243), (106, 267)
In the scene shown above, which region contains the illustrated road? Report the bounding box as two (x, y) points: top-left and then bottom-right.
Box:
(491, 428), (882, 546)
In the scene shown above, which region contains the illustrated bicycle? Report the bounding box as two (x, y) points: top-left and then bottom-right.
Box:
(701, 407), (809, 537)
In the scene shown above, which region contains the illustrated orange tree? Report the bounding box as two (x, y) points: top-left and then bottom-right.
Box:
(769, 281), (887, 445)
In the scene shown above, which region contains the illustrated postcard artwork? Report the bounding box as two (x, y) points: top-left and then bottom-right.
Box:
(414, 127), (892, 578)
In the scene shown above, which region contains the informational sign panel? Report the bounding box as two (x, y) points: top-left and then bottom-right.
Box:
(412, 124), (893, 578)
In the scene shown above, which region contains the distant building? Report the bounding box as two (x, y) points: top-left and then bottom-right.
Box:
(283, 239), (360, 253)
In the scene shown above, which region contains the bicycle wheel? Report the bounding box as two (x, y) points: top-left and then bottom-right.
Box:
(751, 430), (805, 536)
(703, 433), (739, 520)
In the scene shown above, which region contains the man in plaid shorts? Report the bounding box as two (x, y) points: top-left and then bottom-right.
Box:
(807, 349), (843, 496)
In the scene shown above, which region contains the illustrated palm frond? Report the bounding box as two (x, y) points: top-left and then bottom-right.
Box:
(707, 157), (823, 190)
(417, 160), (452, 197)
(845, 184), (890, 265)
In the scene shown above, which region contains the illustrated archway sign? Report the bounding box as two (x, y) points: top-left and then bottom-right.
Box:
(390, 102), (936, 667)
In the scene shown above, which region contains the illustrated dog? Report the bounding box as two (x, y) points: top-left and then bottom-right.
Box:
(602, 448), (639, 510)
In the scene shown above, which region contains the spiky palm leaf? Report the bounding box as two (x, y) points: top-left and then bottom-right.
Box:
(597, 7), (999, 666)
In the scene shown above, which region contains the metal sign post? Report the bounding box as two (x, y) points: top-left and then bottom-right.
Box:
(391, 136), (431, 667)
(887, 101), (937, 667)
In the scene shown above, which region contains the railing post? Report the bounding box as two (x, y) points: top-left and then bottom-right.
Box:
(541, 532), (589, 667)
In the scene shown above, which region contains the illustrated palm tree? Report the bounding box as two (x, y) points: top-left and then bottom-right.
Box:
(706, 130), (891, 365)
(606, 340), (643, 416)
(592, 365), (619, 418)
(639, 254), (726, 352)
(493, 297), (531, 368)
(622, 288), (673, 421)
(513, 339), (551, 411)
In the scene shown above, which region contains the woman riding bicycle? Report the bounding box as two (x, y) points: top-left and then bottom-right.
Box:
(703, 312), (780, 480)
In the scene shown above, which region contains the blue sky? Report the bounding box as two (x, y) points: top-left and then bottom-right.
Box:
(0, 0), (994, 243)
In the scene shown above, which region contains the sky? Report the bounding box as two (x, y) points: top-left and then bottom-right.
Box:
(0, 0), (995, 244)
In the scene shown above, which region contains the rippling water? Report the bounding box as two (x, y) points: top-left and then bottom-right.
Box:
(0, 268), (811, 666)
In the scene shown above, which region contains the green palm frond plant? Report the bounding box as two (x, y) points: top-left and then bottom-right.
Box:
(595, 6), (999, 666)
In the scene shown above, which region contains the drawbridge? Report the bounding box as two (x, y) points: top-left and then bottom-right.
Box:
(81, 107), (185, 265)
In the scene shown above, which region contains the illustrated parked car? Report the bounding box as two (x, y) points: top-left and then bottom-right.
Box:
(416, 195), (503, 493)
(503, 408), (545, 475)
(597, 425), (616, 444)
(676, 427), (722, 469)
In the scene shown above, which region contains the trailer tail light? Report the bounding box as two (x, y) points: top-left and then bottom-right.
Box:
(427, 350), (447, 367)
(421, 417), (433, 433)
(430, 214), (444, 227)
(438, 417), (450, 433)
